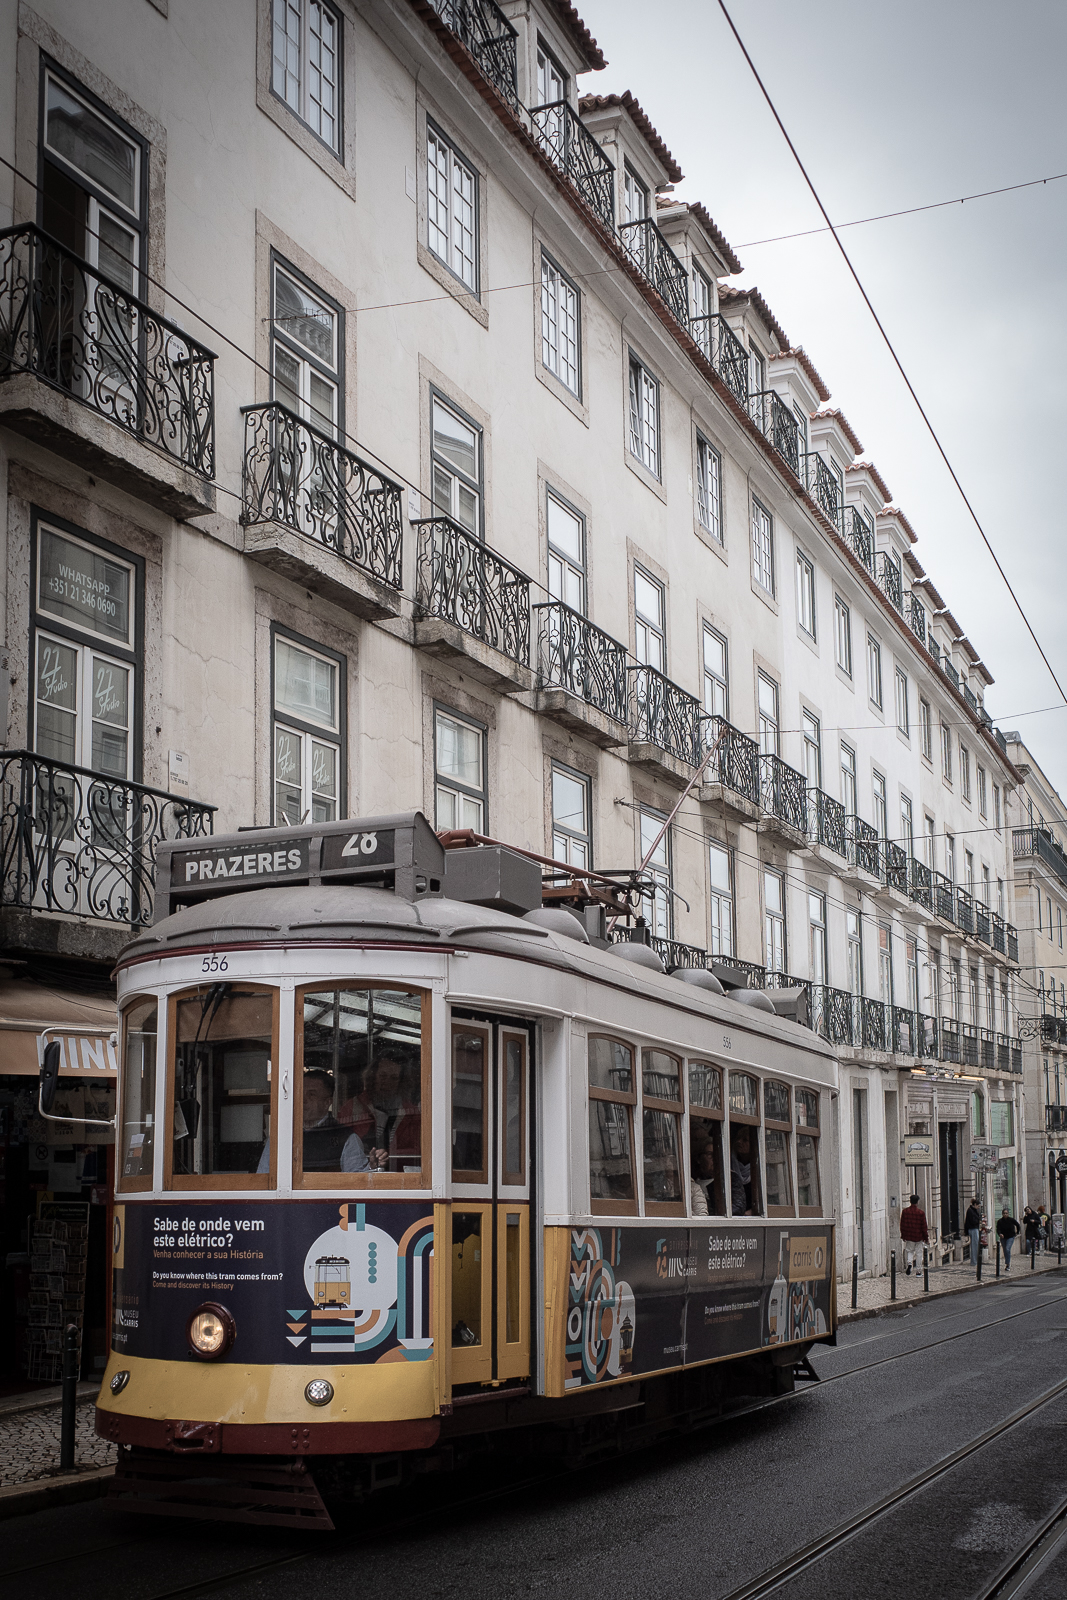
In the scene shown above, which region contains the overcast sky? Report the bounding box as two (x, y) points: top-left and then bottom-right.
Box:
(578, 0), (1067, 802)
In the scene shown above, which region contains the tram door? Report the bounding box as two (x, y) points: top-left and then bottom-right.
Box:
(450, 1020), (532, 1387)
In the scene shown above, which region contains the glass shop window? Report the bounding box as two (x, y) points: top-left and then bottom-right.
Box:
(169, 988), (275, 1185)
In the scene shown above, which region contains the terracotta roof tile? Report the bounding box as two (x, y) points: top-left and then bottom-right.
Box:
(667, 199), (742, 275)
(578, 92), (683, 183)
(879, 505), (919, 545)
(770, 347), (830, 404)
(544, 1), (607, 72)
(813, 405), (863, 454)
(717, 283), (789, 353)
(846, 458), (893, 505)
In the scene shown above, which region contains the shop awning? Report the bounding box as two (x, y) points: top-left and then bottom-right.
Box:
(0, 979), (118, 1077)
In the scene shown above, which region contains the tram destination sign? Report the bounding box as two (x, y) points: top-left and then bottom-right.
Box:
(168, 836), (312, 893)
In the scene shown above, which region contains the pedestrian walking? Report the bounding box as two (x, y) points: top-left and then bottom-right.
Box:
(997, 1207), (1020, 1271)
(1024, 1207), (1041, 1255)
(900, 1193), (929, 1275)
(965, 1197), (982, 1265)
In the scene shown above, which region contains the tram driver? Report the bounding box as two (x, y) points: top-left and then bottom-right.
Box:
(256, 1069), (387, 1174)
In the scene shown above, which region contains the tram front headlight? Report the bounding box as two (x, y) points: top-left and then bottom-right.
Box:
(186, 1302), (235, 1360)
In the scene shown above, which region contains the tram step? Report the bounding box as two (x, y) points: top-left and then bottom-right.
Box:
(107, 1450), (334, 1530)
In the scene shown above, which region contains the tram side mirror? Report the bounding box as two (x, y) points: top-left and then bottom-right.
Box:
(39, 1040), (61, 1115)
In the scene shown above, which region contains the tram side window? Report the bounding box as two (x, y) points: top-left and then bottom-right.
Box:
(452, 1022), (489, 1182)
(796, 1088), (822, 1216)
(728, 1071), (762, 1216)
(297, 988), (424, 1182)
(119, 997), (156, 1191)
(764, 1079), (795, 1216)
(642, 1049), (684, 1214)
(171, 989), (274, 1181)
(688, 1061), (725, 1216)
(588, 1036), (637, 1215)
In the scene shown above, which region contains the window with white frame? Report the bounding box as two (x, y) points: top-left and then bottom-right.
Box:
(639, 809), (673, 939)
(696, 435), (722, 542)
(873, 772), (888, 839)
(273, 632), (342, 825)
(895, 668), (909, 736)
(702, 625), (728, 719)
(941, 719), (953, 782)
(541, 254), (579, 395)
(628, 355), (659, 476)
(796, 550), (816, 638)
(993, 783), (1002, 832)
(977, 764), (987, 818)
(901, 794), (914, 859)
(692, 268), (712, 358)
(634, 566), (666, 672)
(551, 763), (591, 867)
(907, 938), (919, 1012)
(431, 394), (481, 534)
(546, 492), (585, 612)
(272, 0), (341, 154)
(834, 595), (852, 676)
(960, 742), (971, 802)
(802, 710), (821, 788)
(535, 38), (566, 105)
(271, 257), (341, 436)
(623, 162), (649, 224)
(924, 813), (936, 869)
(867, 633), (883, 709)
(946, 833), (956, 884)
(752, 499), (774, 595)
(434, 706), (487, 832)
(427, 123), (477, 291)
(809, 891), (827, 986)
(841, 743), (857, 816)
(982, 864), (991, 911)
(764, 868), (786, 974)
(920, 697), (933, 761)
(708, 841), (734, 956)
(750, 343), (766, 397)
(757, 673), (779, 757)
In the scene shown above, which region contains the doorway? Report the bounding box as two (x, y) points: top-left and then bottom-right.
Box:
(940, 1122), (962, 1236)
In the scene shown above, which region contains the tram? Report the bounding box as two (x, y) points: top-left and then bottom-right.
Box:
(90, 813), (838, 1526)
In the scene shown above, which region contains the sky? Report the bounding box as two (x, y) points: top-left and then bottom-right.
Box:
(577, 0), (1067, 801)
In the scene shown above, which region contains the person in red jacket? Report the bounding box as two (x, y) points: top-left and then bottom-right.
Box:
(899, 1193), (929, 1275)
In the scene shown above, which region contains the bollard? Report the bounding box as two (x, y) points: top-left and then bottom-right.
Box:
(852, 1253), (859, 1310)
(891, 1250), (897, 1302)
(923, 1245), (929, 1293)
(1059, 1239), (1063, 1267)
(977, 1244), (982, 1282)
(1031, 1239), (1037, 1271)
(996, 1237), (1001, 1278)
(60, 1323), (78, 1471)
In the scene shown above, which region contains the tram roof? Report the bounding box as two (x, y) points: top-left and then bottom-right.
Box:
(118, 884), (837, 1067)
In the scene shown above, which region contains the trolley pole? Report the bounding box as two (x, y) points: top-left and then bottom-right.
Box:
(851, 1253), (858, 1310)
(923, 1245), (929, 1293)
(60, 1323), (78, 1470)
(890, 1250), (897, 1301)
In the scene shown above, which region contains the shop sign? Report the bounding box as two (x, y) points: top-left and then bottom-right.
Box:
(37, 1033), (117, 1076)
(902, 1134), (935, 1166)
(970, 1143), (1000, 1173)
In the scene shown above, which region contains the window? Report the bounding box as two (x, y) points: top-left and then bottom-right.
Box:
(834, 596), (852, 675)
(764, 1080), (794, 1216)
(873, 772), (888, 839)
(692, 269), (713, 358)
(639, 810), (672, 939)
(541, 255), (579, 394)
(273, 632), (342, 824)
(1038, 891), (1043, 933)
(878, 924), (893, 1006)
(427, 124), (477, 290)
(972, 1091), (985, 1140)
(946, 833), (956, 884)
(119, 998), (157, 1192)
(901, 795), (914, 859)
(796, 1090), (821, 1216)
(751, 499), (775, 595)
(1049, 897), (1055, 944)
(941, 719), (953, 782)
(708, 842), (734, 956)
(535, 38), (566, 105)
(689, 1063), (725, 1217)
(431, 394), (481, 534)
(867, 634), (883, 709)
(802, 710), (821, 788)
(696, 436), (722, 542)
(551, 763), (591, 868)
(628, 355), (660, 475)
(920, 698), (933, 761)
(994, 784), (1002, 832)
(642, 1050), (684, 1212)
(271, 258), (341, 436)
(990, 1101), (1013, 1147)
(997, 877), (1005, 917)
(702, 626), (728, 719)
(588, 1037), (636, 1214)
(623, 162), (649, 225)
(895, 669), (909, 736)
(977, 766), (988, 818)
(924, 814), (936, 870)
(840, 743), (857, 817)
(546, 492), (585, 612)
(809, 891), (827, 985)
(965, 849), (974, 892)
(846, 910), (863, 998)
(907, 938), (919, 1012)
(634, 566), (666, 671)
(1060, 906), (1064, 950)
(757, 673), (779, 757)
(960, 744), (971, 802)
(169, 988), (277, 1186)
(796, 551), (816, 638)
(750, 344), (766, 397)
(764, 867), (786, 973)
(434, 706), (486, 832)
(272, 0), (341, 153)
(729, 1072), (761, 1215)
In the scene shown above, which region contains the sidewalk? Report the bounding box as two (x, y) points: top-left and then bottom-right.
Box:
(838, 1244), (1066, 1321)
(0, 1380), (116, 1490)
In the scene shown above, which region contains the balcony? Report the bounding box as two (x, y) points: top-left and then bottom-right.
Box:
(860, 997), (889, 1051)
(706, 314), (749, 407)
(1013, 826), (1067, 892)
(749, 389), (800, 477)
(847, 814), (881, 879)
(843, 507), (874, 573)
(804, 453), (841, 528)
(933, 871), (955, 924)
(700, 716), (760, 817)
(758, 753), (808, 841)
(617, 219), (689, 329)
(881, 839), (909, 896)
(909, 857), (933, 913)
(961, 1022), (979, 1068)
(0, 224), (215, 519)
(0, 749), (214, 959)
(975, 900), (991, 944)
(241, 403), (403, 620)
(413, 517), (533, 691)
(956, 887), (975, 937)
(626, 664), (703, 783)
(892, 1005), (918, 1055)
(533, 602), (627, 747)
(992, 913), (1007, 955)
(941, 1016), (961, 1065)
(875, 551), (903, 614)
(810, 788), (847, 859)
(529, 103), (615, 232)
(712, 955), (767, 990)
(425, 0), (518, 107)
(813, 985), (855, 1047)
(980, 1028), (996, 1070)
(1008, 925), (1019, 963)
(1047, 1105), (1067, 1133)
(907, 593), (927, 646)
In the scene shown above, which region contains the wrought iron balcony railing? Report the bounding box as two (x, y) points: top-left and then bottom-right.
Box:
(843, 506), (874, 573)
(875, 551), (903, 614)
(992, 912), (1007, 955)
(426, 0), (518, 106)
(980, 1028), (996, 1070)
(413, 516), (530, 666)
(1008, 924), (1019, 963)
(242, 403), (403, 588)
(810, 788), (847, 857)
(617, 218), (689, 328)
(1047, 1104), (1067, 1132)
(907, 592), (927, 646)
(813, 985), (855, 1047)
(997, 1033), (1011, 1073)
(892, 1005), (918, 1056)
(534, 602), (627, 724)
(848, 814), (881, 877)
(627, 664), (703, 766)
(0, 748), (214, 929)
(759, 753), (808, 833)
(710, 314), (749, 406)
(804, 452), (841, 527)
(909, 857), (933, 912)
(529, 102), (615, 231)
(881, 839), (909, 895)
(1013, 827), (1067, 892)
(943, 656), (960, 689)
(0, 223), (215, 477)
(861, 997), (888, 1051)
(933, 871), (955, 924)
(1012, 1036), (1022, 1072)
(713, 955), (767, 989)
(964, 684), (978, 713)
(960, 1022), (979, 1068)
(704, 716), (760, 807)
(918, 1013), (939, 1060)
(975, 900), (991, 944)
(956, 886), (975, 937)
(941, 1016), (961, 1065)
(749, 389), (800, 477)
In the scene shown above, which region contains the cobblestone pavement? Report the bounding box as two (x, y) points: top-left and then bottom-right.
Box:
(0, 1394), (116, 1488)
(839, 1244), (1065, 1318)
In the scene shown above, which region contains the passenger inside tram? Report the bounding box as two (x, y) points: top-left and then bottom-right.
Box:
(689, 1131), (724, 1216)
(256, 1068), (388, 1173)
(730, 1124), (758, 1215)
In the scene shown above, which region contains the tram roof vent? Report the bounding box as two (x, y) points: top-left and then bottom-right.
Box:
(152, 812), (445, 921)
(444, 844), (543, 917)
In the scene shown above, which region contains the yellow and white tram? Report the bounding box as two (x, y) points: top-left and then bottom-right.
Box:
(94, 814), (838, 1524)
